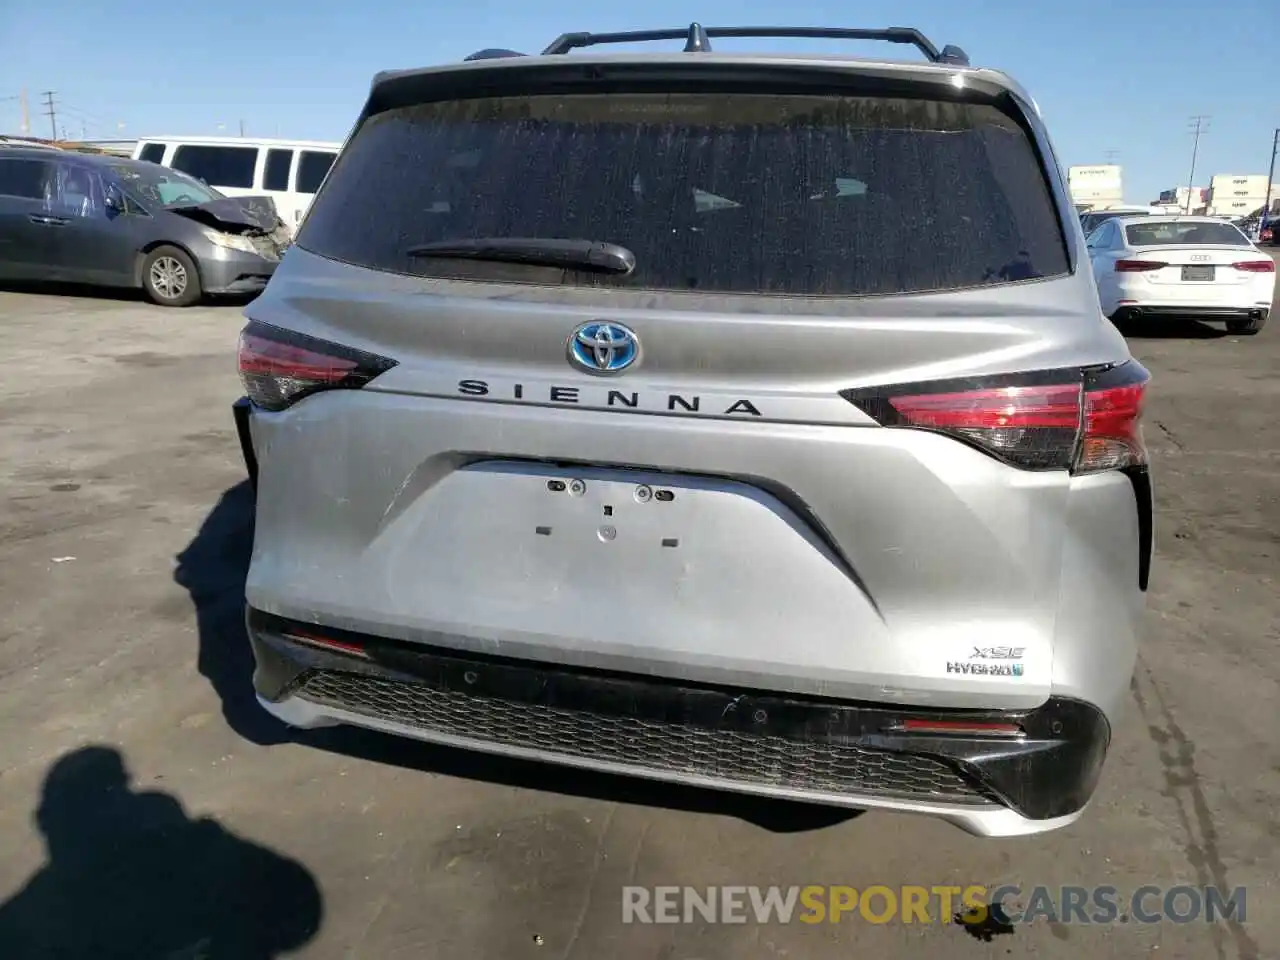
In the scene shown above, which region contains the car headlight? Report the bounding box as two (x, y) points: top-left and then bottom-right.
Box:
(201, 228), (259, 255)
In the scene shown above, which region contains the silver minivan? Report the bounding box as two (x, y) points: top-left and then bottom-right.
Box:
(232, 24), (1152, 837)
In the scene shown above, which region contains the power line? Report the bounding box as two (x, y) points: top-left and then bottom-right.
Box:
(41, 90), (57, 141)
(1184, 115), (1210, 214)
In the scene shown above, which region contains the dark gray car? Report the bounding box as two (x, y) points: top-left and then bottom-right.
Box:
(0, 147), (289, 306)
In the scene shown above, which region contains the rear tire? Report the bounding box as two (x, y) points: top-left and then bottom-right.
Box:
(1225, 313), (1267, 336)
(142, 245), (202, 307)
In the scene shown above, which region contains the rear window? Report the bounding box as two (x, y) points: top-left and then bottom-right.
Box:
(300, 93), (1069, 297)
(1125, 221), (1250, 247)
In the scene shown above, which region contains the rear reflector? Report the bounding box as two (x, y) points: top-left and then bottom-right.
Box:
(238, 320), (397, 412)
(281, 629), (370, 659)
(842, 362), (1150, 474)
(1231, 260), (1276, 273)
(1115, 259), (1166, 272)
(897, 718), (1024, 737)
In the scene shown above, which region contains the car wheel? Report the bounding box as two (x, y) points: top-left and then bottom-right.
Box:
(1225, 313), (1267, 336)
(142, 246), (202, 307)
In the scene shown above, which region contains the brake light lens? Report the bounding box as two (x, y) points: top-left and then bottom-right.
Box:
(1231, 260), (1276, 273)
(238, 320), (397, 411)
(1114, 259), (1166, 272)
(842, 362), (1150, 474)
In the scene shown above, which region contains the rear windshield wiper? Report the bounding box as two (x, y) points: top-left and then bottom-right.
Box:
(405, 237), (636, 274)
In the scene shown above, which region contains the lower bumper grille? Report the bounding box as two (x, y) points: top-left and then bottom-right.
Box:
(297, 671), (998, 806)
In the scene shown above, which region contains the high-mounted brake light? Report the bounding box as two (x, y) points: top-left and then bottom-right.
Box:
(1231, 260), (1275, 273)
(841, 362), (1150, 474)
(1114, 259), (1166, 272)
(238, 320), (397, 412)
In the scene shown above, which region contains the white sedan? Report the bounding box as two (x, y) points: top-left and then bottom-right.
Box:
(1086, 216), (1275, 335)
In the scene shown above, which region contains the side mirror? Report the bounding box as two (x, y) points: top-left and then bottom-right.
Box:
(103, 185), (124, 217)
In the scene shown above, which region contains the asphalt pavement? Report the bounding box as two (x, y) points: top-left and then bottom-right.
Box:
(0, 269), (1275, 959)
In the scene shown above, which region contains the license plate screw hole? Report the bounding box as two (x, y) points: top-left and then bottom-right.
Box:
(464, 671), (478, 685)
(655, 489), (675, 502)
(547, 480), (566, 492)
(753, 709), (768, 723)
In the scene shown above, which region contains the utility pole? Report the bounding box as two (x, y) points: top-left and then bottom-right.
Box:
(239, 119), (245, 137)
(1263, 128), (1279, 226)
(41, 90), (57, 141)
(20, 87), (29, 134)
(1184, 115), (1210, 215)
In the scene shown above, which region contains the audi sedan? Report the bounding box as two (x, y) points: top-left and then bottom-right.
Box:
(1086, 215), (1274, 334)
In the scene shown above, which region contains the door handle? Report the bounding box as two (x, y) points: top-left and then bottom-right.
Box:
(29, 214), (70, 226)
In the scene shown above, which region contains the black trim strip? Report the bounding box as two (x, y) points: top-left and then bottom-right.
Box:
(248, 608), (1111, 820)
(231, 396), (258, 491)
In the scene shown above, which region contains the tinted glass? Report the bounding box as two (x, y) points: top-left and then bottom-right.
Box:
(110, 163), (220, 206)
(301, 93), (1069, 296)
(264, 149), (293, 191)
(1125, 221), (1251, 247)
(170, 145), (257, 188)
(138, 143), (166, 164)
(0, 158), (52, 200)
(296, 150), (336, 194)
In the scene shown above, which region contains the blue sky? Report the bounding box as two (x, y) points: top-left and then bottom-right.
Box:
(2, 0), (1276, 202)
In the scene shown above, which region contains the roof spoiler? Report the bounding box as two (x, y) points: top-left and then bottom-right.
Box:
(535, 23), (969, 65)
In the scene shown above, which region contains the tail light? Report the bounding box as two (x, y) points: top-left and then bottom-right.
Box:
(1114, 259), (1166, 272)
(841, 362), (1150, 475)
(1231, 260), (1276, 273)
(238, 320), (397, 412)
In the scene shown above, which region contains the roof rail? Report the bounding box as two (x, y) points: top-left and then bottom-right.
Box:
(540, 23), (969, 65)
(463, 48), (529, 61)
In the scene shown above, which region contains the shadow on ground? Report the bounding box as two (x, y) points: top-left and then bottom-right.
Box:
(175, 481), (859, 835)
(0, 278), (257, 307)
(0, 745), (322, 959)
(1113, 317), (1230, 340)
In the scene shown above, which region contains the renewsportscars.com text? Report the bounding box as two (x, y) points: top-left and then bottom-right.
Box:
(621, 885), (1246, 925)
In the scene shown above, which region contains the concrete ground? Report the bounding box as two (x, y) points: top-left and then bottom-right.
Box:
(0, 272), (1276, 960)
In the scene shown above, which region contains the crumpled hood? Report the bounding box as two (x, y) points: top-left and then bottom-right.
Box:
(169, 196), (282, 234)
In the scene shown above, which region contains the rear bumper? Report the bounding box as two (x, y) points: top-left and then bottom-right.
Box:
(1112, 304), (1268, 322)
(249, 607), (1111, 837)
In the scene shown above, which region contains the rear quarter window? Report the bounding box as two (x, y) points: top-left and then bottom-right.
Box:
(299, 92), (1069, 297)
(0, 157), (51, 200)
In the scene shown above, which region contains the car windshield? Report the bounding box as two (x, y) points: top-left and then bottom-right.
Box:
(109, 163), (222, 207)
(1125, 221), (1250, 246)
